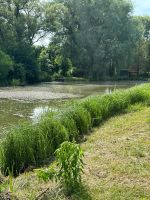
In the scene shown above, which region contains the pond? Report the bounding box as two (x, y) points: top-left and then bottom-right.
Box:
(0, 81), (145, 138)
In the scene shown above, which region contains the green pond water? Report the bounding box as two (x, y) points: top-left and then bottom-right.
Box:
(0, 81), (145, 138)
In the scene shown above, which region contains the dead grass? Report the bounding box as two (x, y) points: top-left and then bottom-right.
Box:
(1, 104), (150, 200)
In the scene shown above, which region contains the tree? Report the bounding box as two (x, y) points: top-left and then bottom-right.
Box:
(0, 0), (149, 84)
(0, 50), (13, 84)
(49, 0), (142, 79)
(38, 47), (54, 81)
(0, 0), (49, 84)
(0, 0), (48, 46)
(132, 16), (150, 76)
(138, 16), (150, 75)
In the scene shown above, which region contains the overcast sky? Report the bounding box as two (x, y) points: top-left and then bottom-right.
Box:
(133, 0), (150, 15)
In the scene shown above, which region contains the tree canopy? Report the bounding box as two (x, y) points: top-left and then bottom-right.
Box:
(0, 0), (150, 85)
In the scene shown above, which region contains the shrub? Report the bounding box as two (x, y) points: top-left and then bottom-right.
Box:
(55, 141), (84, 192)
(11, 79), (21, 86)
(37, 141), (84, 194)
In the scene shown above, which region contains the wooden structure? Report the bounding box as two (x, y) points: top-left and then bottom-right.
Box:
(120, 66), (139, 78)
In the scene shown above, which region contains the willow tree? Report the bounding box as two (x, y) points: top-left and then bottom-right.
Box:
(49, 0), (143, 79)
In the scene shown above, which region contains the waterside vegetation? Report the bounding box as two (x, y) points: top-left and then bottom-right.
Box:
(1, 98), (150, 199)
(1, 83), (150, 176)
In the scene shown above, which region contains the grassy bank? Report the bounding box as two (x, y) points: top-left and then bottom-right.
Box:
(1, 104), (150, 199)
(1, 84), (150, 175)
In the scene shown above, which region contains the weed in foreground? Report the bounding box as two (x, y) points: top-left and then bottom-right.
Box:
(37, 141), (84, 196)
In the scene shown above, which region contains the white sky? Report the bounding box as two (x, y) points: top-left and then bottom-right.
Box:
(133, 0), (150, 15)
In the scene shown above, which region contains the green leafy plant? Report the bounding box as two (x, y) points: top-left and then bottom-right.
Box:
(55, 141), (84, 192)
(38, 141), (84, 194)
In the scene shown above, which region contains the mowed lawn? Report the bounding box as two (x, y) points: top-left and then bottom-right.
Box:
(82, 104), (150, 200)
(2, 104), (150, 200)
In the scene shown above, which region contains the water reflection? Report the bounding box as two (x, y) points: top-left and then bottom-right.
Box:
(30, 106), (58, 123)
(105, 87), (113, 94)
(30, 87), (115, 122)
(0, 81), (144, 136)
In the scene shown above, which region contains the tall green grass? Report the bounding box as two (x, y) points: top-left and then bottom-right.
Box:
(1, 84), (150, 175)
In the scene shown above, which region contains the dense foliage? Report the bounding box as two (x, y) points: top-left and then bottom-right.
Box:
(0, 0), (150, 84)
(1, 83), (150, 175)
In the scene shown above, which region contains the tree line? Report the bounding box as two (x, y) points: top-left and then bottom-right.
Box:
(0, 0), (150, 85)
